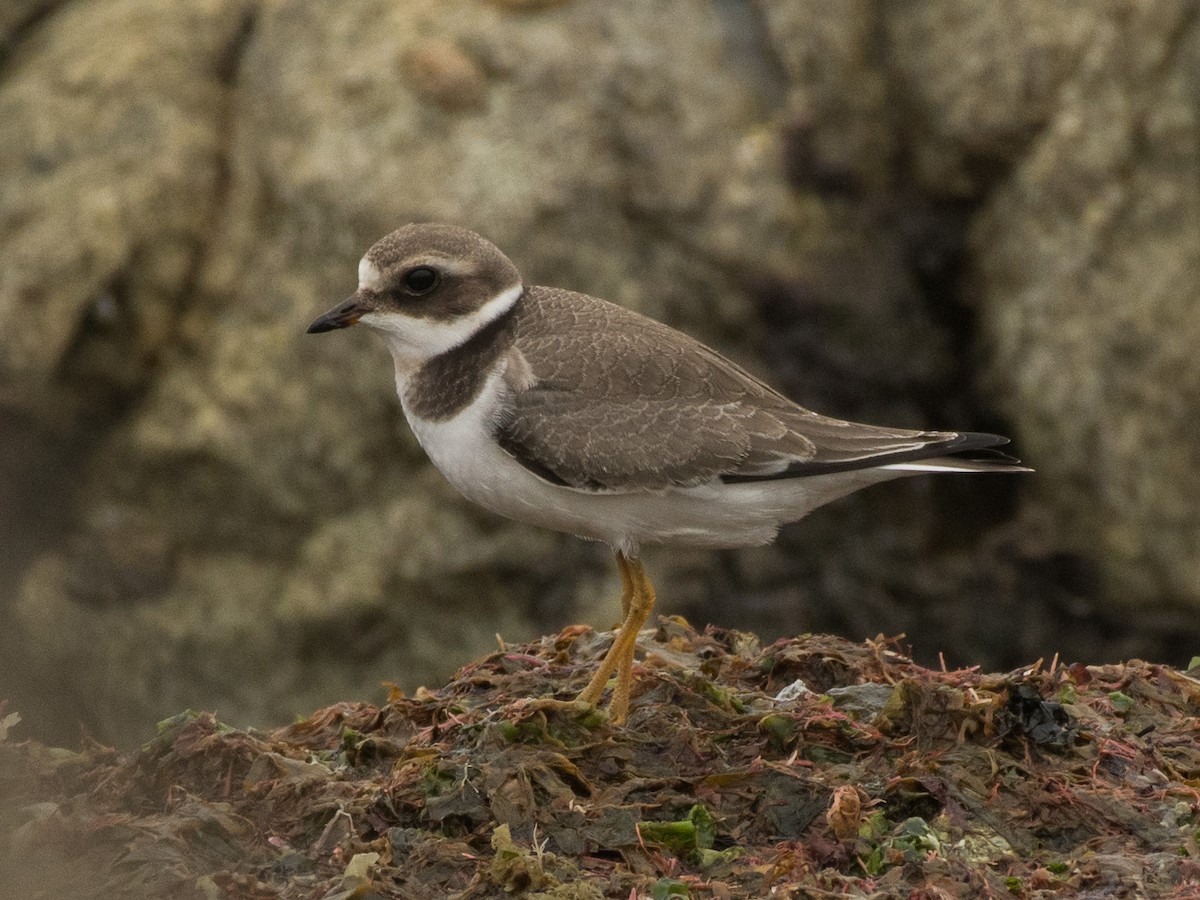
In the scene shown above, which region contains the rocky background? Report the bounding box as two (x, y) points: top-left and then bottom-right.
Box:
(2, 0), (1198, 747)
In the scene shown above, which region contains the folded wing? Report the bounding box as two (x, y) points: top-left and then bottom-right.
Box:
(496, 287), (1022, 492)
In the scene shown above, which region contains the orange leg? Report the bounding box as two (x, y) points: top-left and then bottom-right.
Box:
(618, 551), (635, 621)
(577, 551), (656, 725)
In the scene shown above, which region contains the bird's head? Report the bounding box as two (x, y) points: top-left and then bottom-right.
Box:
(307, 223), (522, 361)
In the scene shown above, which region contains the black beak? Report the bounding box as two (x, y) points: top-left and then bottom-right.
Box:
(307, 295), (369, 334)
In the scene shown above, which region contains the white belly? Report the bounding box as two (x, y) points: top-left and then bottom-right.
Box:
(396, 368), (907, 556)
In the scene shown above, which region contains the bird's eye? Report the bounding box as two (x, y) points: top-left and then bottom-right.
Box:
(403, 266), (440, 295)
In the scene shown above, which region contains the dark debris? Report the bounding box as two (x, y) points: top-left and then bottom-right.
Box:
(4, 622), (1200, 898)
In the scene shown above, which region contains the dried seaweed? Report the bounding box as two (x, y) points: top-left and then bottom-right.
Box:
(3, 623), (1200, 898)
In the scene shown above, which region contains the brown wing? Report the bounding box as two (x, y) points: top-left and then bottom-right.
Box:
(495, 286), (1001, 491)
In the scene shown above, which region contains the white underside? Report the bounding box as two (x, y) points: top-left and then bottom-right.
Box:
(394, 362), (925, 556)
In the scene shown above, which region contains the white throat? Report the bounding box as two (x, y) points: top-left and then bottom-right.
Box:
(360, 282), (523, 365)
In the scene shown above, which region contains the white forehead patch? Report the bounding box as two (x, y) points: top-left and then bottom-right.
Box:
(358, 256), (383, 291)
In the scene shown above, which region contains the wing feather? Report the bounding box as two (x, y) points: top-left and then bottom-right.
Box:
(496, 287), (1012, 491)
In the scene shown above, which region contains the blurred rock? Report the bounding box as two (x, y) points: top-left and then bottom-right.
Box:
(1, 0), (1196, 745)
(0, 0), (257, 742)
(401, 39), (488, 112)
(0, 0), (252, 401)
(886, 0), (1094, 197)
(0, 0), (58, 54)
(970, 0), (1200, 610)
(757, 0), (894, 195)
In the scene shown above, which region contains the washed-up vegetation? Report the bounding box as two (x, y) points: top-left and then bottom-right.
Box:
(4, 620), (1200, 898)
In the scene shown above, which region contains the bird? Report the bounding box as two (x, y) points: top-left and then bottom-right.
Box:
(307, 223), (1028, 724)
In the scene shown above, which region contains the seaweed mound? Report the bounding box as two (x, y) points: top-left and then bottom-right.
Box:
(4, 620), (1200, 898)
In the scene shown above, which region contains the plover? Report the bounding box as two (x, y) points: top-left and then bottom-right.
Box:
(307, 223), (1027, 724)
